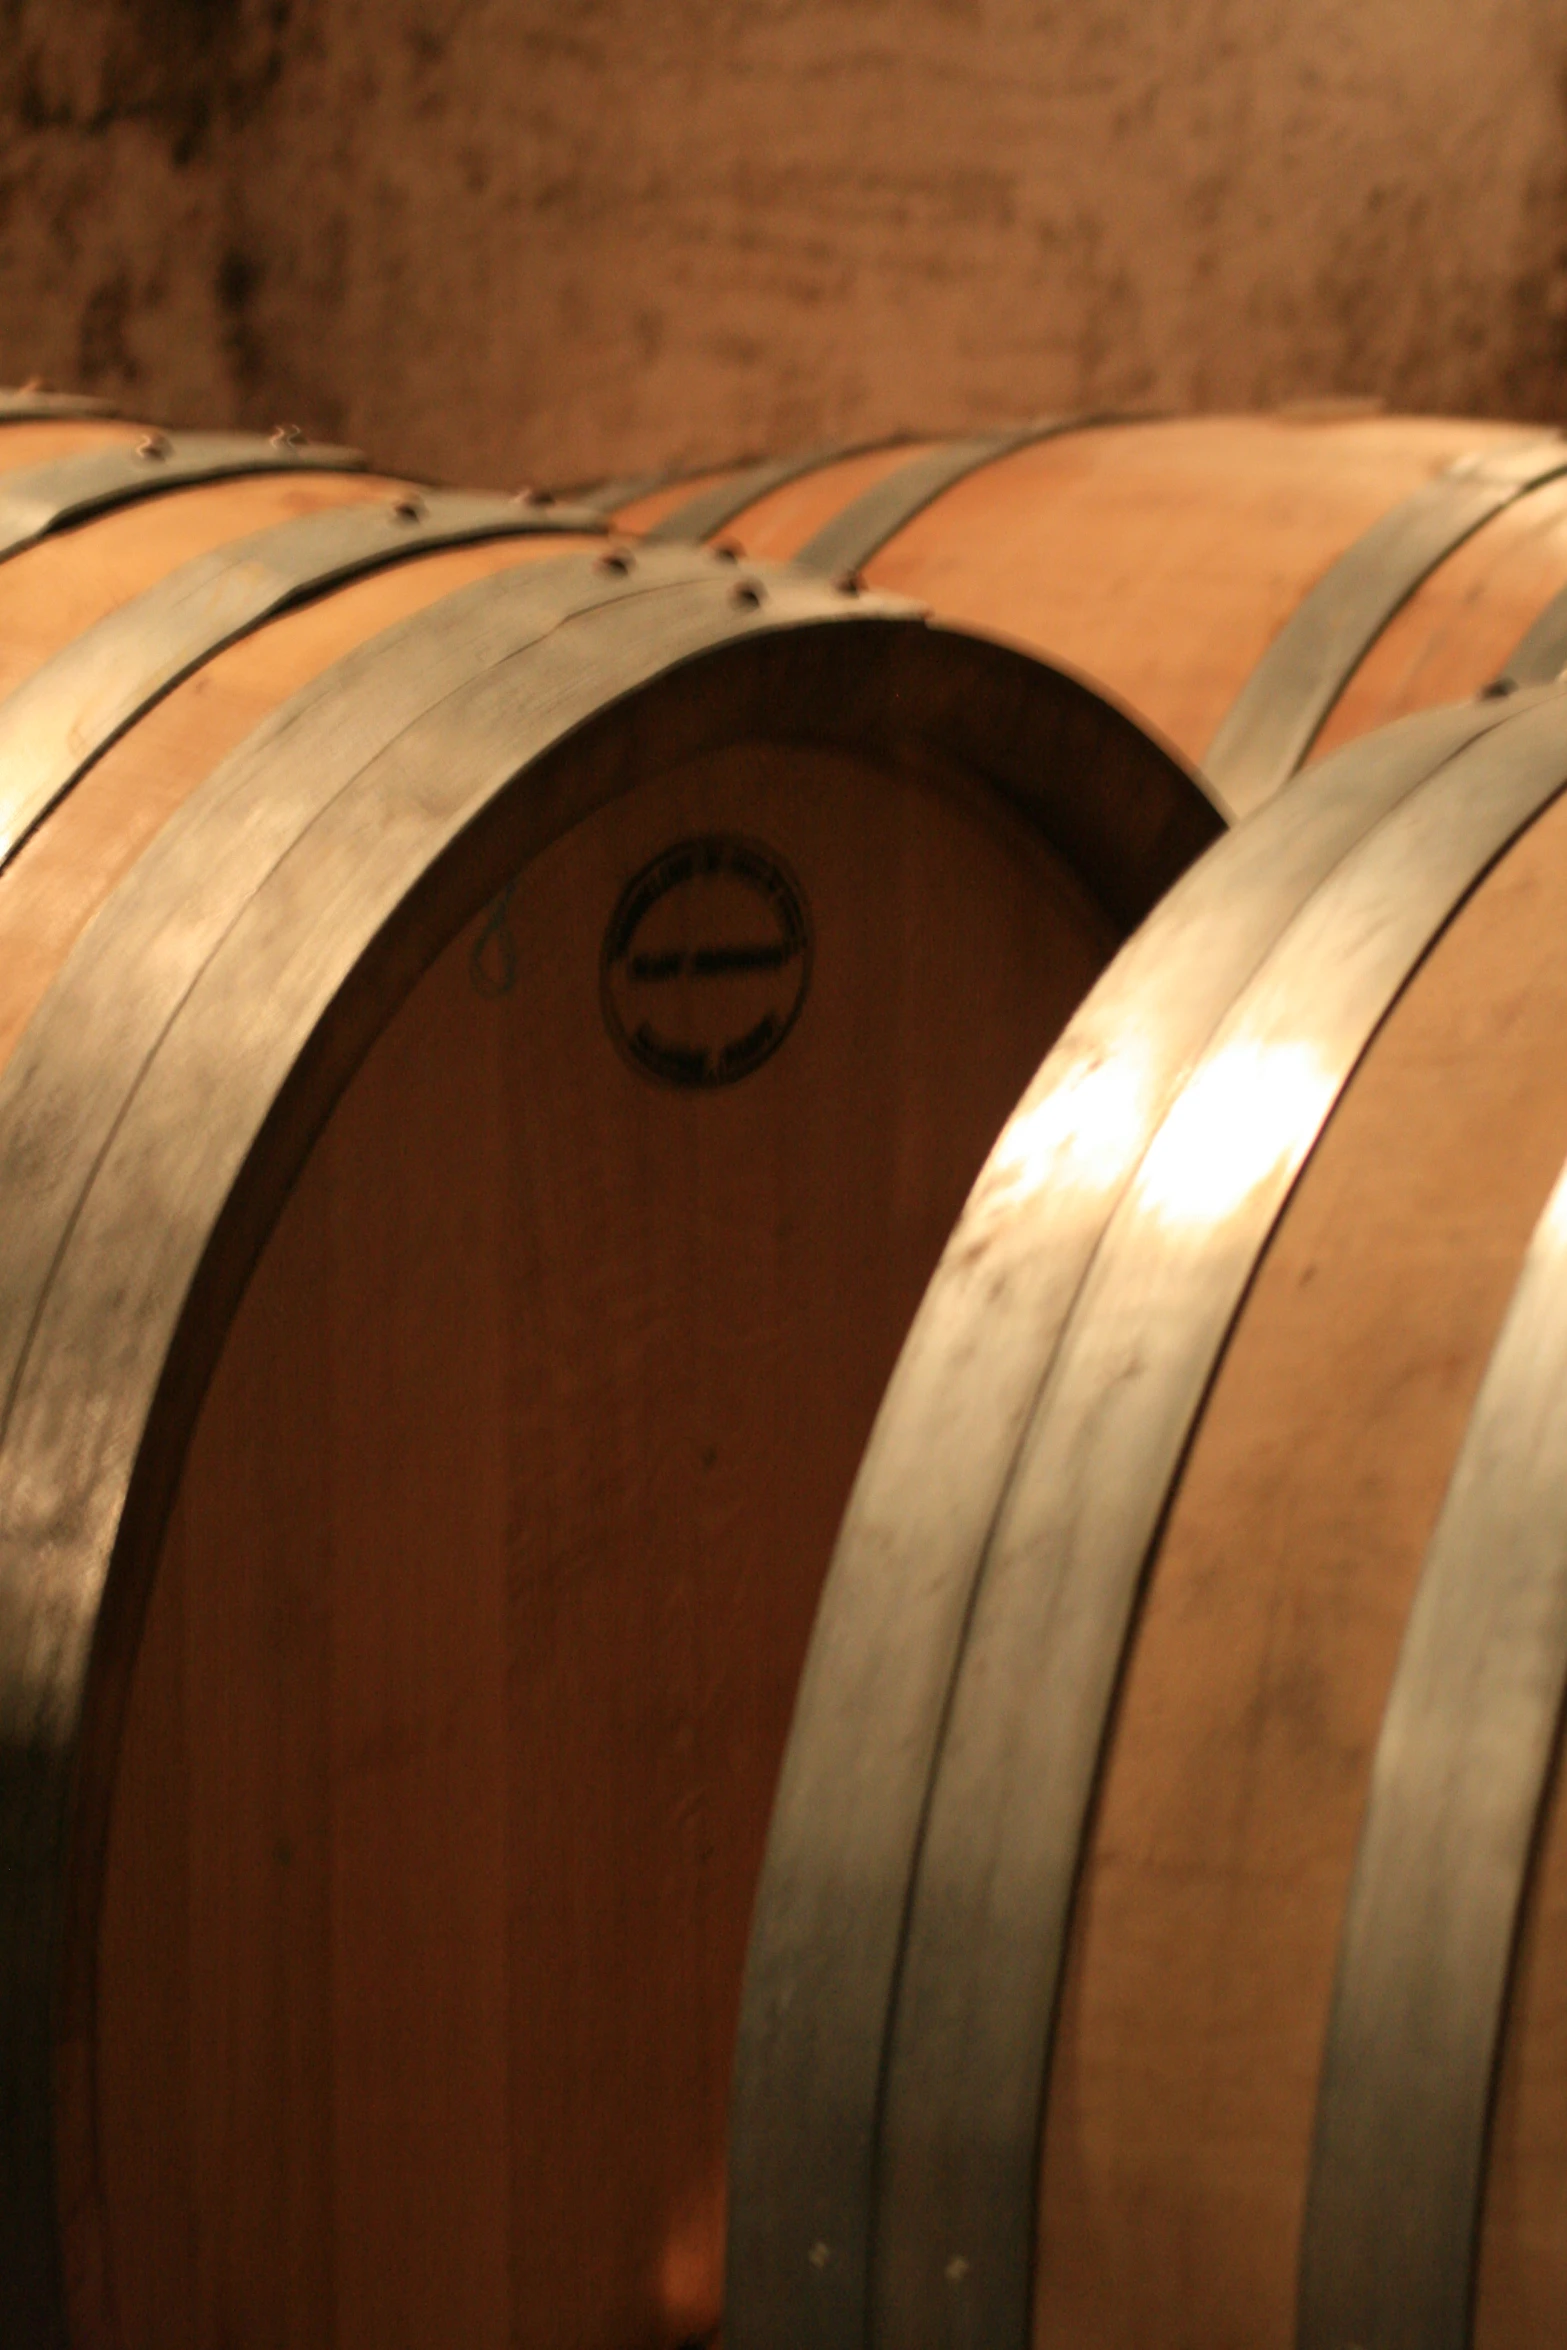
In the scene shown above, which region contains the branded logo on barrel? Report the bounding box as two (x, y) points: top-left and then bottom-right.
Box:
(601, 836), (813, 1088)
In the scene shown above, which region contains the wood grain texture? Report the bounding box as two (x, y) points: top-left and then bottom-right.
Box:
(1031, 782), (1567, 2348)
(95, 735), (1108, 2350)
(618, 413), (1562, 769)
(0, 420), (142, 472)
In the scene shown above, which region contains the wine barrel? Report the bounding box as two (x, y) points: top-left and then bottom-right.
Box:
(0, 395), (1215, 2350)
(731, 681), (1567, 2350)
(599, 410), (1567, 816)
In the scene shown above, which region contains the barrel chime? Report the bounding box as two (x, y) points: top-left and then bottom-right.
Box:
(0, 387), (1565, 2350)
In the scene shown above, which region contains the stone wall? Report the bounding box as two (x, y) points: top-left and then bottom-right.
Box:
(2, 0), (1563, 488)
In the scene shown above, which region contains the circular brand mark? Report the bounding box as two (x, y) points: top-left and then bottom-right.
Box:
(601, 836), (813, 1089)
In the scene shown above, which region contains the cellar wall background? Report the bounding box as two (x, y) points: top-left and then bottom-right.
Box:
(2, 0), (1564, 486)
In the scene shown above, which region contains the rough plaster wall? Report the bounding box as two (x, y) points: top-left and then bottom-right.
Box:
(1, 0), (1565, 488)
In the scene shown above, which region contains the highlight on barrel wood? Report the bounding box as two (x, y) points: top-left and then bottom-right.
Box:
(0, 392), (1217, 2350)
(601, 410), (1567, 816)
(729, 682), (1567, 2350)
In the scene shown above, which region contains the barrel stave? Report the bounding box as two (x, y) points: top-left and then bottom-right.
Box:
(608, 413), (1567, 787)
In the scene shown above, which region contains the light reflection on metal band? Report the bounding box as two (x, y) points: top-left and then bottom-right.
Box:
(871, 685), (1567, 2350)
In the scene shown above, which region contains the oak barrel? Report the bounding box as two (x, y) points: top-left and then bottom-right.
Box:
(598, 410), (1567, 816)
(0, 395), (1216, 2350)
(731, 683), (1567, 2350)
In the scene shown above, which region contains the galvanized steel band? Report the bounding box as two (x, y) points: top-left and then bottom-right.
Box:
(1301, 1087), (1567, 2349)
(642, 437), (911, 545)
(0, 486), (607, 872)
(791, 416), (1123, 581)
(0, 428), (368, 564)
(1205, 437), (1567, 818)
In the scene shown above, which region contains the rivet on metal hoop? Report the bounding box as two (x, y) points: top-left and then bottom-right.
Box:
(833, 569), (864, 597)
(136, 431), (172, 461)
(512, 485), (555, 509)
(711, 539), (741, 564)
(597, 547), (634, 576)
(731, 579), (765, 610)
(390, 491), (427, 522)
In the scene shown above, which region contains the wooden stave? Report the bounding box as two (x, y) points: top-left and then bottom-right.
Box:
(778, 420), (1123, 584)
(726, 683), (1567, 2350)
(604, 414), (1567, 806)
(0, 411), (1219, 2350)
